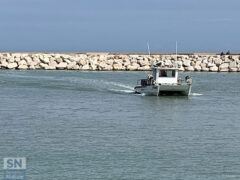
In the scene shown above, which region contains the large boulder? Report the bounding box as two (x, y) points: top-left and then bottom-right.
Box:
(219, 63), (229, 71)
(29, 61), (38, 67)
(214, 59), (222, 66)
(79, 59), (87, 66)
(13, 53), (22, 58)
(229, 61), (237, 69)
(90, 64), (97, 70)
(81, 64), (90, 70)
(64, 59), (71, 64)
(139, 60), (150, 67)
(18, 64), (28, 70)
(0, 61), (8, 68)
(49, 61), (57, 67)
(39, 63), (48, 69)
(18, 60), (27, 66)
(163, 60), (172, 66)
(69, 57), (77, 62)
(25, 56), (32, 63)
(136, 56), (144, 60)
(61, 55), (70, 60)
(29, 65), (36, 70)
(138, 66), (151, 71)
(219, 68), (229, 72)
(98, 61), (106, 69)
(45, 65), (56, 70)
(232, 56), (239, 61)
(72, 65), (80, 70)
(183, 60), (191, 67)
(7, 63), (18, 69)
(99, 55), (107, 61)
(200, 63), (207, 68)
(185, 66), (194, 71)
(15, 57), (21, 62)
(56, 58), (63, 64)
(195, 60), (201, 66)
(56, 62), (67, 70)
(201, 67), (209, 72)
(194, 65), (201, 71)
(67, 62), (77, 70)
(207, 63), (215, 68)
(127, 63), (139, 71)
(209, 66), (218, 72)
(8, 57), (15, 63)
(102, 65), (113, 71)
(40, 56), (49, 64)
(113, 62), (123, 70)
(230, 68), (238, 72)
(32, 57), (40, 64)
(176, 61), (183, 67)
(107, 59), (114, 66)
(122, 59), (130, 66)
(223, 57), (231, 63)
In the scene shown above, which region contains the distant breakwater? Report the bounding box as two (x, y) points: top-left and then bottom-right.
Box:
(0, 53), (240, 72)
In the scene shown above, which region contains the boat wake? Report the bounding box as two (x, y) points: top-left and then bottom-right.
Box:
(109, 89), (135, 94)
(106, 82), (135, 94)
(9, 74), (136, 95)
(70, 77), (135, 94)
(104, 81), (134, 90)
(191, 93), (203, 96)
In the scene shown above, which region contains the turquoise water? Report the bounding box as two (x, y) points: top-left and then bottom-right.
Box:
(0, 70), (240, 179)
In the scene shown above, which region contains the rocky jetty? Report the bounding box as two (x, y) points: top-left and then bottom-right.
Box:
(0, 53), (240, 72)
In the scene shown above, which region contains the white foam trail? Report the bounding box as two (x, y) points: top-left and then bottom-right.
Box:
(69, 77), (134, 90)
(106, 82), (134, 90)
(191, 93), (203, 96)
(134, 93), (145, 96)
(109, 89), (135, 93)
(68, 78), (135, 93)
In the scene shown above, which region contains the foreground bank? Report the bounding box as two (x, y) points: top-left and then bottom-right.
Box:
(0, 53), (239, 72)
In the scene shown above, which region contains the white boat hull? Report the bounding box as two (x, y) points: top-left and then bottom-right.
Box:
(135, 84), (191, 96)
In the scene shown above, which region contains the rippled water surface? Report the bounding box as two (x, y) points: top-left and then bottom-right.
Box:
(0, 70), (240, 179)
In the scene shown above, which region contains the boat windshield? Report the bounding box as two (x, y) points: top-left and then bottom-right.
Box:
(159, 70), (176, 77)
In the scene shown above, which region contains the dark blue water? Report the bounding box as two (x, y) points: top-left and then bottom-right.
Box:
(0, 70), (240, 179)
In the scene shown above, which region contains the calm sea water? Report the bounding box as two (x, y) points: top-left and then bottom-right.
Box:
(0, 70), (240, 180)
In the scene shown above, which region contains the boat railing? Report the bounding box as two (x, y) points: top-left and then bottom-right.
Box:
(177, 76), (192, 85)
(177, 78), (183, 85)
(137, 79), (153, 86)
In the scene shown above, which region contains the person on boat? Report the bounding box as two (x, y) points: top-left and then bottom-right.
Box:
(160, 70), (167, 77)
(147, 74), (153, 85)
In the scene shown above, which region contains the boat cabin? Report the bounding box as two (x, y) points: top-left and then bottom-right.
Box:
(152, 67), (178, 84)
(135, 65), (192, 96)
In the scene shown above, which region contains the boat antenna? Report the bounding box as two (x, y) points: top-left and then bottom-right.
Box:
(147, 42), (153, 67)
(176, 41), (178, 56)
(175, 41), (178, 68)
(147, 42), (151, 57)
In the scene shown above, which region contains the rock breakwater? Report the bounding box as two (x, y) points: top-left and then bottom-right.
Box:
(0, 53), (240, 72)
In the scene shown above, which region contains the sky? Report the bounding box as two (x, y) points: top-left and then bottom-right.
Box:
(0, 0), (239, 53)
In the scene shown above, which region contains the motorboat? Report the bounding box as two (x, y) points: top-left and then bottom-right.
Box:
(134, 64), (192, 96)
